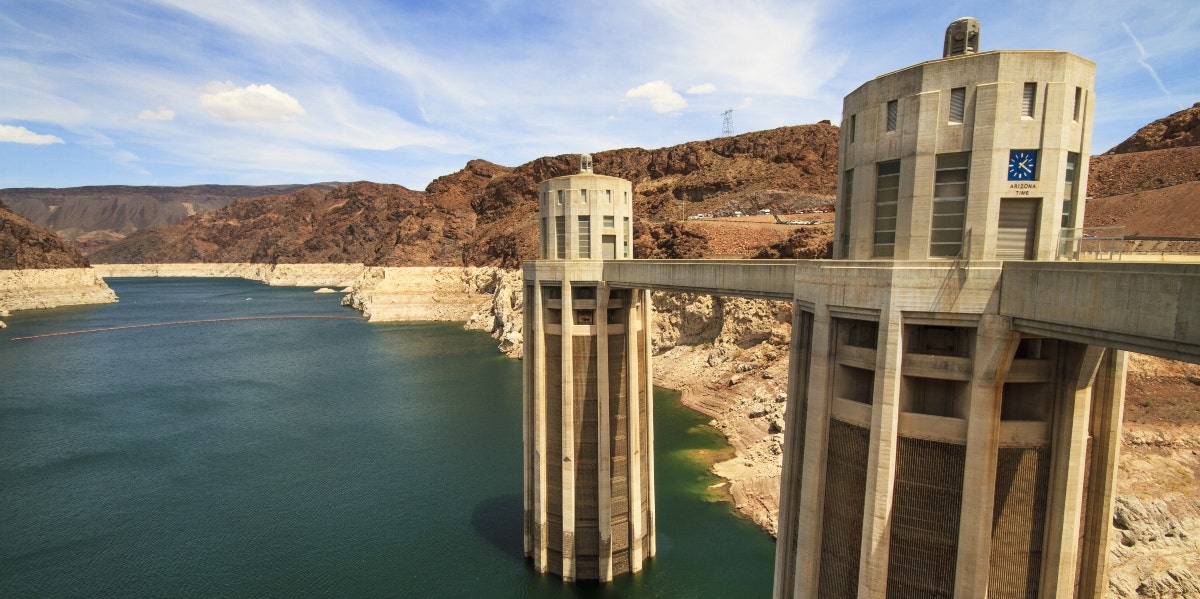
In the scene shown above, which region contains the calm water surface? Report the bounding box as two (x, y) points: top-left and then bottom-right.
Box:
(0, 278), (773, 597)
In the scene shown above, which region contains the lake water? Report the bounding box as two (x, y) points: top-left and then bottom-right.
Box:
(0, 278), (774, 597)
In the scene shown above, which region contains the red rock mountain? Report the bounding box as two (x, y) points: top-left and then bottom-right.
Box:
(92, 124), (840, 267)
(0, 200), (90, 269)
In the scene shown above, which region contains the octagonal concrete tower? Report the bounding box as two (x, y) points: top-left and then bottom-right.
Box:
(523, 155), (655, 581)
(774, 21), (1123, 599)
(833, 17), (1095, 261)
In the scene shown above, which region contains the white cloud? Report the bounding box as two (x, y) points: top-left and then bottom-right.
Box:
(625, 81), (687, 113)
(686, 83), (717, 95)
(199, 81), (306, 122)
(137, 108), (176, 121)
(0, 124), (64, 145)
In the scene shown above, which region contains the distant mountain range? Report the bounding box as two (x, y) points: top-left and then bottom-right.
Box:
(5, 103), (1200, 270)
(0, 183), (343, 253)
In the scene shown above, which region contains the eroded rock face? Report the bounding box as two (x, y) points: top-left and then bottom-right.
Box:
(1, 201), (91, 269)
(1107, 103), (1200, 155)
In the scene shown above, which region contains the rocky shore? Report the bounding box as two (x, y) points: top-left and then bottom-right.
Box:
(0, 268), (117, 328)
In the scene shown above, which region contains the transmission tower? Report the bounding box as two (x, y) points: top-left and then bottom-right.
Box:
(721, 108), (734, 137)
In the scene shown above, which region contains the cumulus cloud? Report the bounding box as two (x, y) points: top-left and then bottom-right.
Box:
(686, 83), (717, 95)
(625, 81), (687, 113)
(137, 108), (176, 121)
(0, 124), (64, 145)
(199, 81), (305, 122)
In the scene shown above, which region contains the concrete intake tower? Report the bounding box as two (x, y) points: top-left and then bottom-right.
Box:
(522, 155), (656, 581)
(521, 18), (1200, 597)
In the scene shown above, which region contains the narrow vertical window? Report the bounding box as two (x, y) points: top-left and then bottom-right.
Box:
(849, 114), (857, 142)
(931, 153), (970, 257)
(623, 217), (630, 258)
(1062, 152), (1078, 228)
(578, 216), (591, 258)
(949, 87), (965, 124)
(557, 190), (564, 205)
(874, 160), (900, 257)
(841, 169), (854, 258)
(555, 216), (566, 259)
(606, 189), (612, 203)
(886, 100), (898, 132)
(541, 217), (548, 259)
(1022, 82), (1036, 117)
(1072, 87), (1082, 122)
(580, 189), (588, 203)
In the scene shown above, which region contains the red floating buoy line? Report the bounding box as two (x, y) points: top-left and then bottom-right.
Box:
(8, 315), (363, 342)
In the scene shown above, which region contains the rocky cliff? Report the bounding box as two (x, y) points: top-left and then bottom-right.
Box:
(1, 201), (116, 327)
(89, 124), (840, 267)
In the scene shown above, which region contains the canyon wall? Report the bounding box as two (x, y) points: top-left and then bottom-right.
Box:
(92, 262), (368, 287)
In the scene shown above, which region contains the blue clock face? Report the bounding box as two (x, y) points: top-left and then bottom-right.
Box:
(1008, 150), (1038, 181)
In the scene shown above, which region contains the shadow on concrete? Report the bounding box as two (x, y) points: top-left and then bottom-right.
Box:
(471, 494), (525, 562)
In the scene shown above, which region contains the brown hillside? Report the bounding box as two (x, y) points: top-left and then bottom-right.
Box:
(0, 200), (90, 269)
(1107, 102), (1200, 154)
(0, 183), (342, 254)
(1087, 146), (1200, 199)
(1084, 181), (1200, 236)
(93, 124), (841, 267)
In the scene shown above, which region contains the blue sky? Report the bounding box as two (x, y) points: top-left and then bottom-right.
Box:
(1, 0), (1197, 190)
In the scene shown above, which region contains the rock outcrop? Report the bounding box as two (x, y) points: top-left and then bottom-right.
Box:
(1107, 102), (1200, 155)
(0, 268), (118, 327)
(1, 201), (116, 327)
(342, 266), (506, 322)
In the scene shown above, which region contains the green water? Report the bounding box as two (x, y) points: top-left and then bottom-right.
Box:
(0, 278), (773, 597)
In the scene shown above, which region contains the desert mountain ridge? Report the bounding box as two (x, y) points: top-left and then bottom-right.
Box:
(0, 200), (91, 269)
(89, 124), (841, 267)
(0, 183), (344, 254)
(9, 101), (1200, 270)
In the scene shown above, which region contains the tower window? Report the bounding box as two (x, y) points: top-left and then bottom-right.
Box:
(886, 100), (898, 132)
(931, 153), (970, 258)
(578, 216), (591, 258)
(840, 169), (854, 258)
(1073, 87), (1082, 122)
(1021, 82), (1036, 118)
(873, 160), (900, 257)
(1062, 152), (1079, 228)
(949, 87), (965, 124)
(557, 190), (564, 205)
(555, 216), (566, 259)
(849, 114), (857, 142)
(581, 189), (588, 202)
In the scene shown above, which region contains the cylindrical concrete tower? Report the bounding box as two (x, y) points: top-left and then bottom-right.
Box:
(523, 155), (655, 582)
(775, 21), (1123, 599)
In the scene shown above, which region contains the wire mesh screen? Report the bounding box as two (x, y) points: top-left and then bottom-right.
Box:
(886, 437), (966, 598)
(818, 420), (870, 598)
(989, 446), (1051, 599)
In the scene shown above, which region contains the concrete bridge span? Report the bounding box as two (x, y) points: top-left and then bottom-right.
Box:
(596, 259), (1200, 365)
